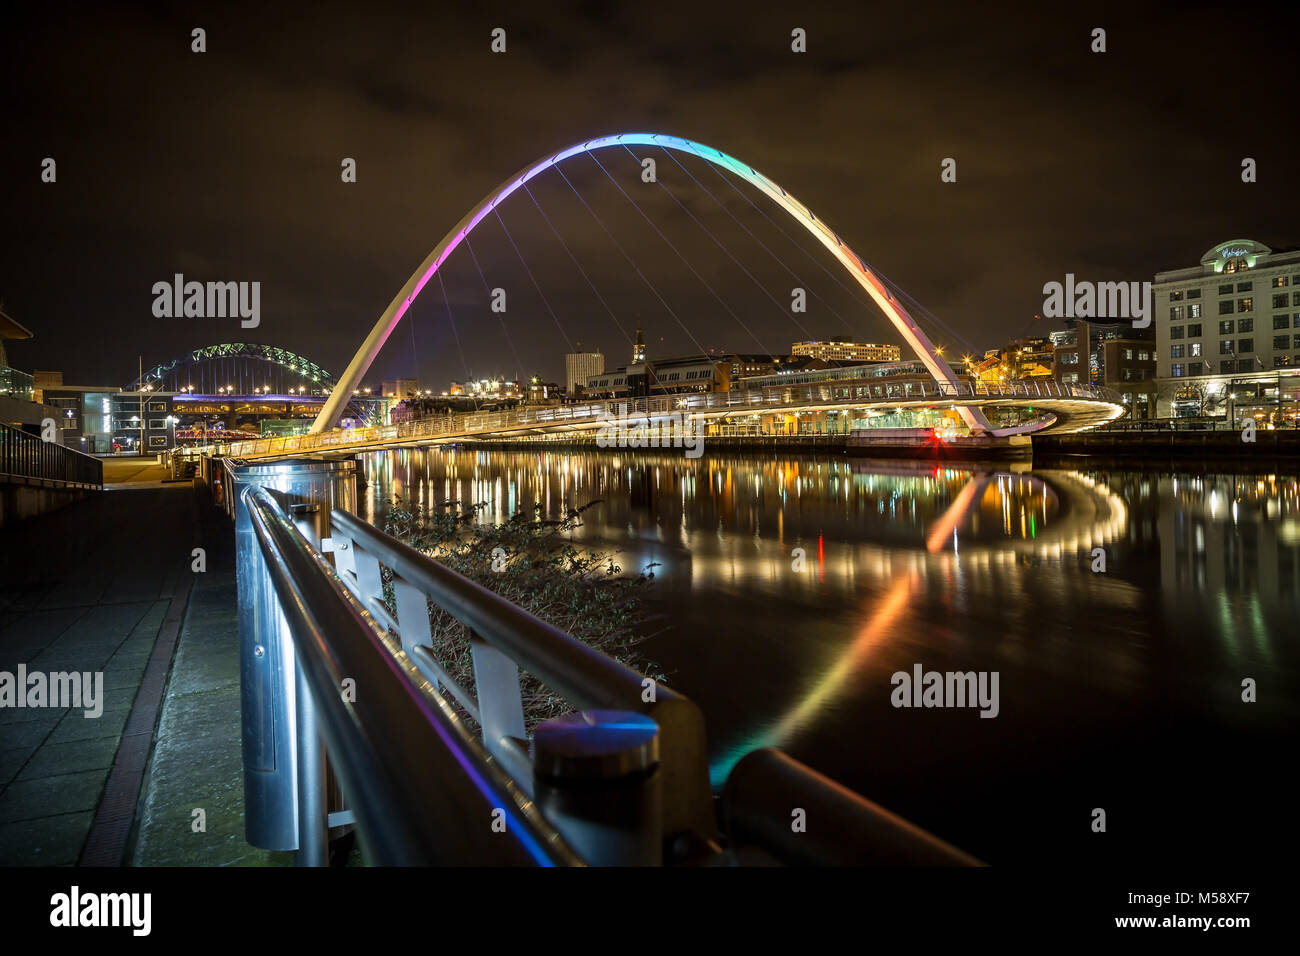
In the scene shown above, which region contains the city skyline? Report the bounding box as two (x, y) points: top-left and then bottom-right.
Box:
(4, 3), (1298, 391)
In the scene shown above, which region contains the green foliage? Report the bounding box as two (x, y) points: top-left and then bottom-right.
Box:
(380, 496), (660, 729)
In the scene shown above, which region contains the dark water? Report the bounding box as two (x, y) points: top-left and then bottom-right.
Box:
(358, 447), (1299, 865)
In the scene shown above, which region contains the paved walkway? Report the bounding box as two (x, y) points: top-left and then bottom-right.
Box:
(99, 456), (174, 490)
(129, 486), (289, 866)
(0, 462), (284, 866)
(0, 468), (191, 863)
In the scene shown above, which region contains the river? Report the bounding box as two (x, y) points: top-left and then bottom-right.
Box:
(356, 446), (1298, 864)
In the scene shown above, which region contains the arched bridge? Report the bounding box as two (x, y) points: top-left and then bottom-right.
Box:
(311, 133), (1011, 437)
(127, 342), (336, 394)
(219, 133), (1126, 458)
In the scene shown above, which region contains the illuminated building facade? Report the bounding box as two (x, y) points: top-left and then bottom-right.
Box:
(792, 340), (901, 363)
(1154, 239), (1300, 423)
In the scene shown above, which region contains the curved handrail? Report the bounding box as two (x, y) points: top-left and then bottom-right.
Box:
(242, 483), (583, 865)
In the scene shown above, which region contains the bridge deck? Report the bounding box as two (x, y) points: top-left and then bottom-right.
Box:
(214, 382), (1124, 460)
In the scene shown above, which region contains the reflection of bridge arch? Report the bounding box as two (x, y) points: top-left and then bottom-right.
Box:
(314, 133), (995, 435)
(126, 343), (336, 393)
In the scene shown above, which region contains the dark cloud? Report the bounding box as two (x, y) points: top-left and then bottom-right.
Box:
(2, 0), (1297, 387)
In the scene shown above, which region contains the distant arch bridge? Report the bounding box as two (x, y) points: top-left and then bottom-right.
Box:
(125, 343), (337, 395)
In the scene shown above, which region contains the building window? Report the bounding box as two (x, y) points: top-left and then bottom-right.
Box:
(1188, 323), (1202, 337)
(1170, 344), (1185, 358)
(1239, 359), (1256, 372)
(1188, 303), (1201, 318)
(1293, 292), (1300, 306)
(1169, 327), (1183, 340)
(1188, 288), (1201, 299)
(1274, 356), (1289, 368)
(1237, 281), (1253, 292)
(1188, 362), (1203, 376)
(1274, 294), (1290, 309)
(1274, 276), (1289, 287)
(1219, 319), (1235, 334)
(1138, 350), (1150, 361)
(1169, 291), (1184, 301)
(1275, 314), (1290, 330)
(1238, 317), (1254, 332)
(1219, 301), (1235, 315)
(1294, 334), (1300, 349)
(1275, 335), (1290, 350)
(1239, 338), (1254, 353)
(1220, 340), (1235, 354)
(1218, 283), (1233, 295)
(1238, 298), (1253, 313)
(1169, 306), (1184, 321)
(1171, 364), (1184, 377)
(1190, 343), (1202, 356)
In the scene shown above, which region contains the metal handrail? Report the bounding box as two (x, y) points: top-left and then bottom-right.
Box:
(723, 748), (982, 866)
(326, 507), (717, 843)
(0, 421), (103, 489)
(242, 482), (583, 865)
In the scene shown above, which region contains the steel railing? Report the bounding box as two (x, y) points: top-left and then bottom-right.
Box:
(1096, 418), (1297, 433)
(326, 507), (717, 842)
(0, 421), (103, 489)
(241, 480), (582, 865)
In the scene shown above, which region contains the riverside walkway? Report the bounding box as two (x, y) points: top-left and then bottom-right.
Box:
(0, 459), (280, 866)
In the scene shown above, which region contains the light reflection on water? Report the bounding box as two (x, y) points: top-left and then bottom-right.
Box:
(359, 447), (1299, 863)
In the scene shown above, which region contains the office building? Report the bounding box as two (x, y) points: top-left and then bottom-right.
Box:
(1153, 239), (1300, 422)
(791, 340), (901, 363)
(564, 351), (604, 395)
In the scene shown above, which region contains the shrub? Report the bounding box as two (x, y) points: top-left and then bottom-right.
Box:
(380, 496), (661, 730)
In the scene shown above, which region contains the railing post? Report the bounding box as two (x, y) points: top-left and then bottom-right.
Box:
(533, 710), (662, 866)
(233, 457), (358, 859)
(470, 632), (528, 772)
(294, 661), (328, 866)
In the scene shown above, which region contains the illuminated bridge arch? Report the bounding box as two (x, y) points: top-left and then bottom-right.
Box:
(313, 133), (994, 435)
(127, 343), (337, 394)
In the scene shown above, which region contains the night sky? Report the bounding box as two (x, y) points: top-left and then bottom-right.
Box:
(3, 1), (1298, 390)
